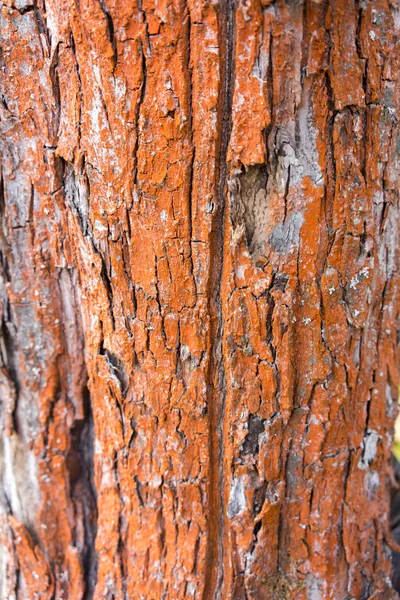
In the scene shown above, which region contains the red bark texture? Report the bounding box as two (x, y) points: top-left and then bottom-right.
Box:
(0, 0), (399, 598)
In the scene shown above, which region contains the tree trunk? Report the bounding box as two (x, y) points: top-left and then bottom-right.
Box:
(0, 0), (399, 598)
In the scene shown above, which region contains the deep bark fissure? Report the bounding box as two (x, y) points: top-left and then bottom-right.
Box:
(66, 385), (98, 600)
(203, 0), (235, 598)
(186, 12), (196, 297)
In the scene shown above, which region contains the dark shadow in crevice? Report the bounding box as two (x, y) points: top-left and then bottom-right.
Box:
(67, 384), (98, 599)
(390, 456), (400, 593)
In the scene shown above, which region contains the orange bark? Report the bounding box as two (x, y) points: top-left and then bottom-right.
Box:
(0, 0), (399, 598)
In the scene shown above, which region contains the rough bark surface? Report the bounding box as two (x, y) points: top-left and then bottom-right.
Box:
(0, 0), (399, 598)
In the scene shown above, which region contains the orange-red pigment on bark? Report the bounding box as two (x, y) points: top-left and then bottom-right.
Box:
(0, 0), (399, 599)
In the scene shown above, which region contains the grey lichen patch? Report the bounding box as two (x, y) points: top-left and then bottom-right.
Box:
(273, 131), (302, 191)
(1, 432), (40, 529)
(365, 470), (380, 500)
(305, 573), (325, 600)
(268, 212), (304, 254)
(358, 429), (380, 470)
(63, 161), (90, 236)
(296, 84), (324, 187)
(227, 476), (246, 518)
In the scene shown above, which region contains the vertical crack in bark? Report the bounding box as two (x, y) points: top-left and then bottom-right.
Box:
(132, 4), (148, 198)
(203, 0), (235, 598)
(97, 0), (117, 71)
(67, 384), (98, 599)
(0, 176), (18, 433)
(186, 12), (197, 300)
(59, 155), (99, 595)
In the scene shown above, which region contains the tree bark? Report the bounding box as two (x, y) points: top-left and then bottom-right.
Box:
(0, 0), (399, 598)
